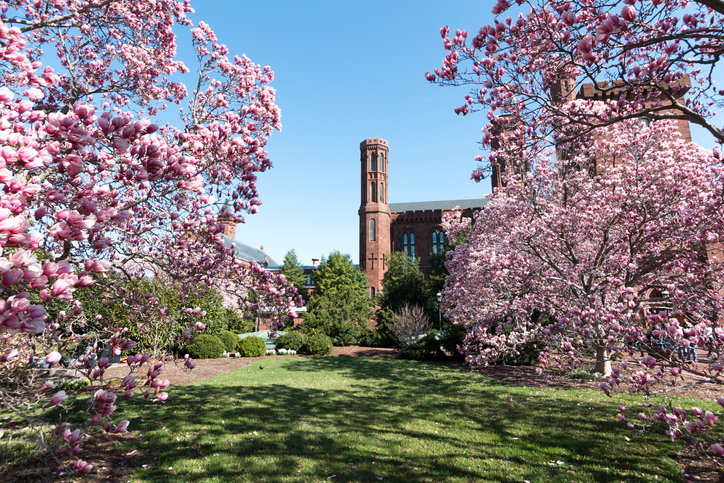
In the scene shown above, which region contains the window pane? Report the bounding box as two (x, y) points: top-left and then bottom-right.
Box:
(380, 183), (384, 202)
(370, 153), (377, 171)
(370, 219), (376, 241)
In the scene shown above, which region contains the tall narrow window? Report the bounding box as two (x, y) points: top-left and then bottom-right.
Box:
(370, 219), (376, 241)
(380, 183), (384, 203)
(371, 287), (376, 298)
(432, 230), (445, 254)
(371, 182), (376, 203)
(380, 154), (385, 172)
(370, 153), (377, 171)
(403, 232), (416, 260)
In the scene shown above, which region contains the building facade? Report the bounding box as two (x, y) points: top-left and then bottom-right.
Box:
(358, 137), (487, 297)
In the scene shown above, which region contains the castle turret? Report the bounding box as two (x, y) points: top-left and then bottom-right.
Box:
(358, 138), (390, 298)
(217, 200), (237, 239)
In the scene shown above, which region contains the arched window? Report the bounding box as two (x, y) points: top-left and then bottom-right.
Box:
(370, 182), (376, 203)
(432, 230), (445, 254)
(370, 153), (377, 171)
(370, 219), (376, 241)
(380, 183), (384, 203)
(403, 232), (416, 260)
(380, 154), (385, 172)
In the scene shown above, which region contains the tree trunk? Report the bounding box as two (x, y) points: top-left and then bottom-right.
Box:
(594, 346), (612, 377)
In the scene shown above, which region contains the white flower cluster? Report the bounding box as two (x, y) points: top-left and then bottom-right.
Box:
(265, 348), (297, 355)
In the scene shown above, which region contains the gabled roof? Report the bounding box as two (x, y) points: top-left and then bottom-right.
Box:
(221, 234), (280, 269)
(388, 198), (489, 213)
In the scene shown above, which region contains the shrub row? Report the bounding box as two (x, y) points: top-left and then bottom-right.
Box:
(183, 332), (334, 359)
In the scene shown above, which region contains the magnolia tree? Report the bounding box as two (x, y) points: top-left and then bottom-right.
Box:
(427, 0), (724, 181)
(442, 116), (724, 459)
(0, 0), (299, 474)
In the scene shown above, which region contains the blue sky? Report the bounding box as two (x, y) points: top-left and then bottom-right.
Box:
(178, 0), (720, 267)
(172, 0), (495, 266)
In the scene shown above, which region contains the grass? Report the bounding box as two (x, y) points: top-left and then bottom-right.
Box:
(98, 356), (719, 483)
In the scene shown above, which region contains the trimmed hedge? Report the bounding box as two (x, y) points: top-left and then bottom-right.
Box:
(219, 330), (239, 352)
(236, 336), (266, 357)
(275, 332), (305, 352)
(185, 334), (225, 360)
(303, 334), (333, 356)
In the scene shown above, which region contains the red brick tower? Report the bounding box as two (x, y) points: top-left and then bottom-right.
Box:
(358, 138), (390, 298)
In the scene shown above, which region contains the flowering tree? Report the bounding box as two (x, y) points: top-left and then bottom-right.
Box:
(0, 0), (299, 474)
(427, 0), (724, 181)
(442, 117), (724, 458)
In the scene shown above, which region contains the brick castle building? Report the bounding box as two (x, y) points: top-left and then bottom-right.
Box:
(358, 137), (486, 297)
(359, 76), (696, 298)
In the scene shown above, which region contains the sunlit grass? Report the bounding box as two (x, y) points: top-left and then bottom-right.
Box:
(106, 356), (717, 482)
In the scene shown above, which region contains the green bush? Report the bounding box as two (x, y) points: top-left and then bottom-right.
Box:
(236, 336), (266, 357)
(400, 331), (445, 361)
(440, 324), (467, 360)
(185, 334), (225, 359)
(219, 330), (239, 352)
(225, 309), (255, 334)
(303, 334), (333, 356)
(275, 332), (305, 351)
(499, 339), (542, 366)
(566, 368), (598, 380)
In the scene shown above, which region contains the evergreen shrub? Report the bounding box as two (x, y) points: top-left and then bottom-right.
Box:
(275, 332), (305, 352)
(219, 330), (239, 352)
(185, 334), (225, 359)
(400, 331), (445, 361)
(236, 336), (266, 357)
(303, 334), (333, 355)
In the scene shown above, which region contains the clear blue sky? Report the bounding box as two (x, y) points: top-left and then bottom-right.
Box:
(177, 0), (720, 267)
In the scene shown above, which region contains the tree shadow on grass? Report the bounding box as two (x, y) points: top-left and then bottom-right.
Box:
(118, 357), (681, 482)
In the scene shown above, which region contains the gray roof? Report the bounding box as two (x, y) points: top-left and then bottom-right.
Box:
(388, 198), (489, 213)
(221, 234), (280, 269)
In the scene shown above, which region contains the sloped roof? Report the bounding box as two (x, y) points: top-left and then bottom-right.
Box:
(388, 198), (489, 213)
(221, 234), (280, 269)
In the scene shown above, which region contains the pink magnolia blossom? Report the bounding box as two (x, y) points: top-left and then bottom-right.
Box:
(50, 390), (68, 406)
(0, 0), (301, 467)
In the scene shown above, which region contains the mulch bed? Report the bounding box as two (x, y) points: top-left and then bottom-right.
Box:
(4, 346), (723, 482)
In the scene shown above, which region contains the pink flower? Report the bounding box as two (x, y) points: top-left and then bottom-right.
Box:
(711, 444), (724, 456)
(74, 459), (93, 475)
(621, 6), (636, 22)
(23, 87), (44, 101)
(114, 420), (130, 433)
(0, 87), (14, 103)
(1, 349), (19, 361)
(45, 351), (61, 364)
(49, 390), (67, 406)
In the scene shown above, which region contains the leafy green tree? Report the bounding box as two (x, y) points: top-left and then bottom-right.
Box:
(313, 252), (368, 298)
(303, 286), (372, 345)
(300, 252), (371, 345)
(280, 249), (308, 303)
(379, 252), (434, 315)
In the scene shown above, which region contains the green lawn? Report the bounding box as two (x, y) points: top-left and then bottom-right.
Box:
(107, 356), (706, 482)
